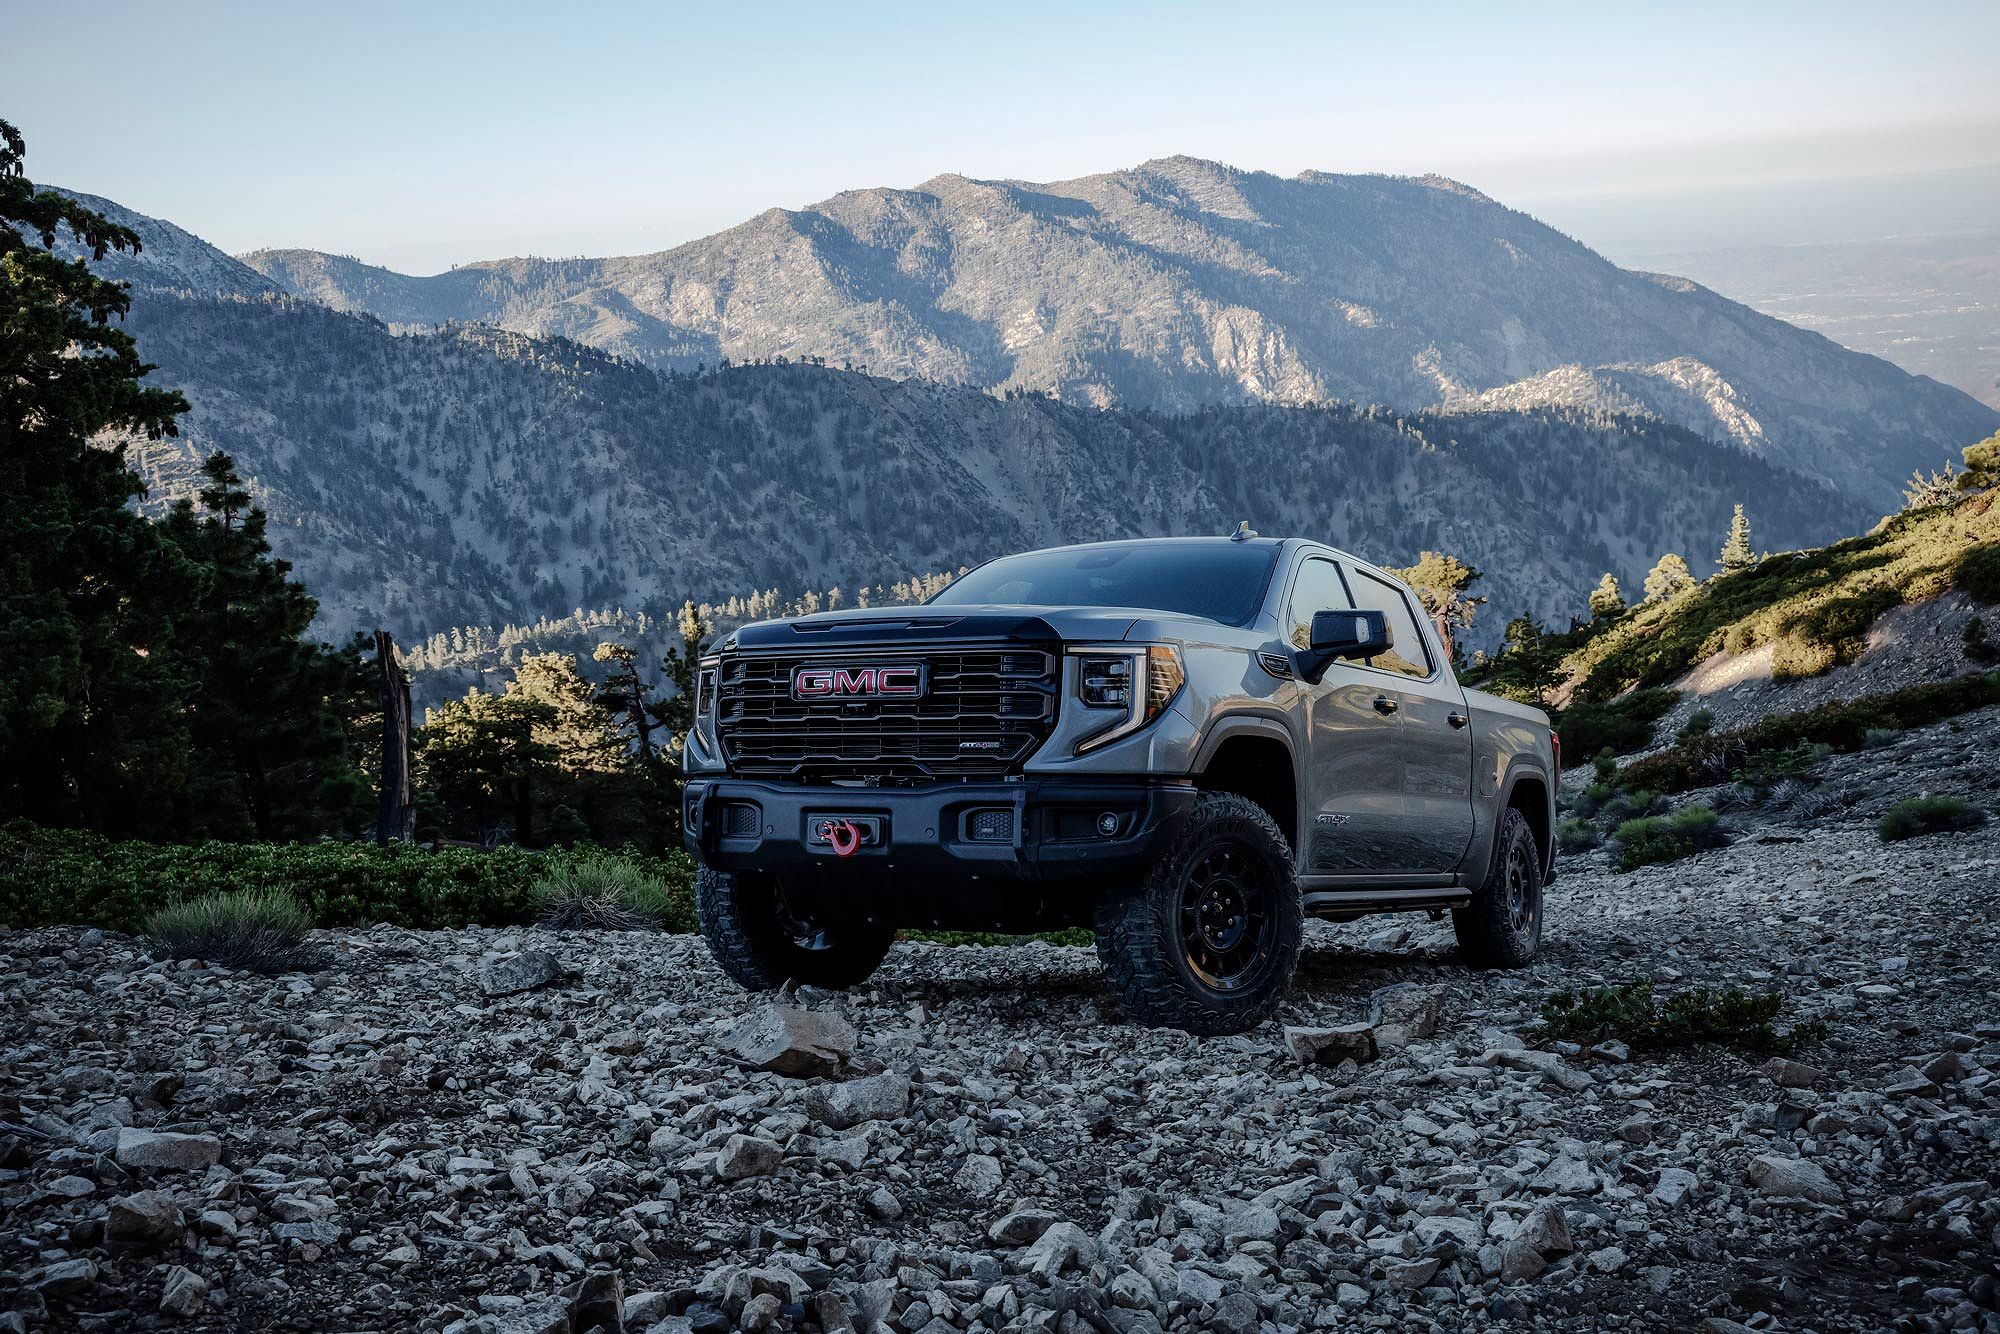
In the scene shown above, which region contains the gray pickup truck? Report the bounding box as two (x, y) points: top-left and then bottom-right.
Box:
(683, 534), (1557, 1033)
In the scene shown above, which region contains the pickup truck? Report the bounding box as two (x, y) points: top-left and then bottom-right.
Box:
(683, 533), (1557, 1034)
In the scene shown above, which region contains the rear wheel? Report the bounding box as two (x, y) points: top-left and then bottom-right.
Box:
(1453, 807), (1543, 968)
(1094, 791), (1302, 1034)
(696, 865), (895, 990)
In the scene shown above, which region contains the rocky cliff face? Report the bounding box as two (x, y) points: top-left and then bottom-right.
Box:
(226, 159), (1997, 509)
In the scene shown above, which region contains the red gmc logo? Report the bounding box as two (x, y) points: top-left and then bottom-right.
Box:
(792, 663), (926, 700)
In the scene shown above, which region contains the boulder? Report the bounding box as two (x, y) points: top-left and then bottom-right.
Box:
(478, 950), (563, 997)
(106, 1190), (185, 1249)
(1747, 1153), (1840, 1202)
(988, 1206), (1063, 1246)
(1369, 983), (1445, 1048)
(1021, 1221), (1095, 1278)
(716, 1134), (782, 1181)
(158, 1266), (208, 1317)
(719, 1003), (854, 1077)
(114, 1128), (220, 1172)
(1758, 1057), (1823, 1088)
(1283, 1023), (1378, 1067)
(804, 1071), (909, 1129)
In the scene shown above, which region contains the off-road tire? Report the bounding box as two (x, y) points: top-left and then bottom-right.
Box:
(1094, 791), (1302, 1035)
(1453, 806), (1544, 968)
(696, 864), (895, 991)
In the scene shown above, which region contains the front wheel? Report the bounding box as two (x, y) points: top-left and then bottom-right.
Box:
(696, 865), (895, 991)
(1094, 791), (1302, 1034)
(1452, 807), (1544, 968)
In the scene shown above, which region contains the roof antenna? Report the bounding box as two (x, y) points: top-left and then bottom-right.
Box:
(1228, 520), (1258, 542)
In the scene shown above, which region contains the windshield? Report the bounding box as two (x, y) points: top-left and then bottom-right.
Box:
(929, 542), (1280, 625)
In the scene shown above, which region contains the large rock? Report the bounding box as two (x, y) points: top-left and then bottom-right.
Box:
(478, 950), (563, 997)
(804, 1071), (909, 1130)
(1747, 1153), (1840, 1202)
(1283, 1023), (1378, 1067)
(1758, 1057), (1823, 1088)
(563, 1269), (623, 1332)
(988, 1206), (1063, 1246)
(1369, 983), (1445, 1048)
(1499, 1202), (1573, 1281)
(719, 1003), (854, 1077)
(1491, 1048), (1593, 1092)
(106, 1190), (185, 1249)
(716, 1134), (782, 1181)
(115, 1128), (220, 1171)
(158, 1266), (208, 1317)
(1020, 1221), (1095, 1278)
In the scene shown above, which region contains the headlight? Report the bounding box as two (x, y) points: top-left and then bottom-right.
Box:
(1070, 644), (1184, 753)
(695, 656), (720, 720)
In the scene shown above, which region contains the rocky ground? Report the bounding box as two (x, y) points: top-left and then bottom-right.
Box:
(6, 728), (2000, 1333)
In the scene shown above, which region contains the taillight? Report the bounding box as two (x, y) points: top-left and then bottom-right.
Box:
(1551, 731), (1562, 772)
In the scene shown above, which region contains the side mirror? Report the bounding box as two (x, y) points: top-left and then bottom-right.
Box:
(1292, 609), (1391, 684)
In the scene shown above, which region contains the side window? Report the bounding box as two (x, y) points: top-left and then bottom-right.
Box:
(1285, 557), (1352, 650)
(1350, 570), (1434, 678)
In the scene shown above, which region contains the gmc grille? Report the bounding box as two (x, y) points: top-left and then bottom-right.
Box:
(716, 646), (1059, 782)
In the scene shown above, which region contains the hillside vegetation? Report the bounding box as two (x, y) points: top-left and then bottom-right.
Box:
(113, 293), (1864, 651)
(1474, 461), (2000, 726)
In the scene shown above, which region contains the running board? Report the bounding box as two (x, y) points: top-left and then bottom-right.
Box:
(1301, 884), (1472, 919)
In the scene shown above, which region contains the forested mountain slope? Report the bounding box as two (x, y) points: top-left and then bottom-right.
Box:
(111, 290), (1868, 650)
(220, 160), (1997, 508)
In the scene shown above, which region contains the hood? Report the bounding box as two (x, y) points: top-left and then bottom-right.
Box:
(726, 604), (1154, 651)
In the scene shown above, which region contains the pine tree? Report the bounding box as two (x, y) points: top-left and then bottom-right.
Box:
(415, 688), (559, 845)
(658, 600), (714, 762)
(1588, 572), (1626, 619)
(1389, 551), (1485, 661)
(1642, 552), (1696, 602)
(1959, 431), (2000, 492)
(1719, 505), (1756, 573)
(0, 120), (198, 829)
(159, 453), (375, 838)
(592, 642), (659, 758)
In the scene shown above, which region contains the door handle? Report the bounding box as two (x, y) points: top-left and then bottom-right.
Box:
(1447, 712), (1469, 729)
(1372, 695), (1398, 715)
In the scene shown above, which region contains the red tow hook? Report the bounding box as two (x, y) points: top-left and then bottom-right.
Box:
(821, 818), (862, 858)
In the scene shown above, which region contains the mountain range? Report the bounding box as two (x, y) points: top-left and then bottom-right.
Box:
(47, 161), (1992, 665)
(217, 157), (1997, 509)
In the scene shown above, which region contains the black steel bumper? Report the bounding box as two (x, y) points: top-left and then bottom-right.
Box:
(683, 775), (1197, 886)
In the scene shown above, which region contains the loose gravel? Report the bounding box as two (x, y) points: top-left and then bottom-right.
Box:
(5, 722), (1999, 1333)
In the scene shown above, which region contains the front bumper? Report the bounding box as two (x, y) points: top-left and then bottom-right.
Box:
(683, 776), (1196, 886)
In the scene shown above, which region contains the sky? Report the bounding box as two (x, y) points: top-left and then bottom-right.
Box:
(11, 0), (2000, 273)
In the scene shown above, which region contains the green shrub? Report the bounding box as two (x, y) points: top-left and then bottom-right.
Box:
(1733, 741), (1831, 793)
(144, 888), (320, 973)
(531, 855), (686, 930)
(1554, 818), (1600, 855)
(1540, 981), (1826, 1054)
(1878, 795), (1988, 842)
(1958, 543), (2000, 603)
(1862, 726), (1901, 749)
(1612, 805), (1727, 870)
(1557, 689), (1678, 760)
(1600, 789), (1664, 824)
(1677, 708), (1715, 740)
(1965, 617), (1999, 664)
(0, 821), (697, 934)
(1770, 636), (1841, 681)
(1619, 671), (2000, 796)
